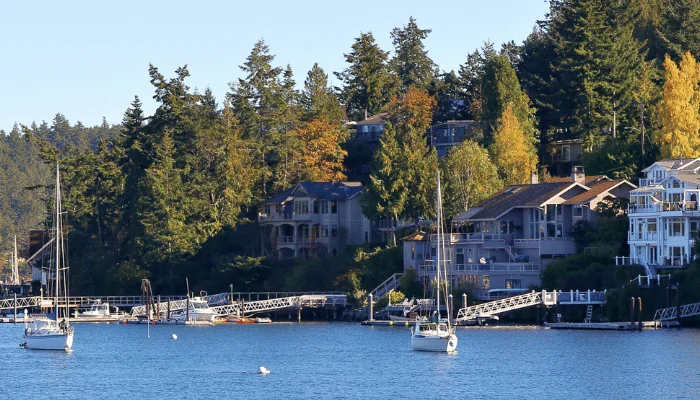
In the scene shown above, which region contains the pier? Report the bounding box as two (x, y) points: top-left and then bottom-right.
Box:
(454, 289), (606, 324)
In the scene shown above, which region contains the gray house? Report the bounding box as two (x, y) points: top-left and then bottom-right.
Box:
(259, 182), (371, 259)
(403, 168), (635, 299)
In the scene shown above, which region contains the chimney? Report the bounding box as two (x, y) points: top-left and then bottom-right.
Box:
(571, 165), (585, 184)
(530, 171), (539, 184)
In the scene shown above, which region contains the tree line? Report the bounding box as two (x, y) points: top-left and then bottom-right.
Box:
(1, 0), (699, 294)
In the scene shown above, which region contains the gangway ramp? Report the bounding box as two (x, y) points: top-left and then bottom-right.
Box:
(455, 290), (606, 323)
(653, 302), (700, 321)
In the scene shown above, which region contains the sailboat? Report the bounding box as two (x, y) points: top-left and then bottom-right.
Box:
(23, 163), (74, 351)
(410, 171), (458, 352)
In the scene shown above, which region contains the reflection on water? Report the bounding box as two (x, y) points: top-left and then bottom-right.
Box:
(1, 323), (699, 399)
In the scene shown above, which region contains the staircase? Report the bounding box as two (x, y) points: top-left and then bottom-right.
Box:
(370, 273), (405, 299)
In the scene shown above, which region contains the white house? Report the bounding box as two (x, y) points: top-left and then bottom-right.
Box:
(626, 158), (700, 276)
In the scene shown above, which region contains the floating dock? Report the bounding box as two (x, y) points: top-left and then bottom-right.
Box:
(544, 321), (680, 330)
(361, 320), (415, 327)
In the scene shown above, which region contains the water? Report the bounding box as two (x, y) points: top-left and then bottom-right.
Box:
(2, 322), (700, 399)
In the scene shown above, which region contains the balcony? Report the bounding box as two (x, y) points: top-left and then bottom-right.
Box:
(628, 204), (661, 214)
(429, 232), (513, 244)
(420, 262), (539, 274)
(628, 232), (658, 242)
(259, 212), (294, 222)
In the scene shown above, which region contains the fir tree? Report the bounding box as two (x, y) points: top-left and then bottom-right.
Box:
(300, 63), (344, 123)
(335, 32), (395, 121)
(389, 16), (436, 91)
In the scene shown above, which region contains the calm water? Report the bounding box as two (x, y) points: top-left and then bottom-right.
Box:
(1, 322), (699, 399)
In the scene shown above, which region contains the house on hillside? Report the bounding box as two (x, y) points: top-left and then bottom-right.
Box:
(353, 113), (387, 145)
(403, 167), (635, 299)
(544, 138), (584, 177)
(429, 120), (480, 158)
(623, 158), (700, 279)
(258, 182), (372, 259)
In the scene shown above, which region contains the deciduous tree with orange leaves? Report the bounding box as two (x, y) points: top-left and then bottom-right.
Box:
(293, 119), (348, 182)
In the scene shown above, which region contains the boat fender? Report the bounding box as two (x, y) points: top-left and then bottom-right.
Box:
(19, 342), (27, 349)
(171, 334), (177, 340)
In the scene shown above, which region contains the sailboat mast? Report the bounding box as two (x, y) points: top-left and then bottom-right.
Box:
(55, 162), (60, 320)
(12, 235), (18, 285)
(435, 171), (441, 322)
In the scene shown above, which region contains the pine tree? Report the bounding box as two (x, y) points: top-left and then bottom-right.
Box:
(490, 103), (538, 185)
(300, 63), (344, 123)
(389, 16), (436, 91)
(334, 32), (395, 121)
(655, 53), (700, 158)
(656, 0), (700, 61)
(441, 140), (502, 219)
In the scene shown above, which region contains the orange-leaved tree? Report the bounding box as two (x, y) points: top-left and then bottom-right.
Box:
(489, 103), (538, 185)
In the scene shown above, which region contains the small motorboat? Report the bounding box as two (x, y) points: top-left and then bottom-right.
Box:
(254, 317), (272, 324)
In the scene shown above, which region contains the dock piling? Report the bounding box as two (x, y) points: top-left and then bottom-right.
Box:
(13, 293), (17, 325)
(637, 297), (643, 331)
(368, 294), (374, 322)
(629, 297), (635, 331)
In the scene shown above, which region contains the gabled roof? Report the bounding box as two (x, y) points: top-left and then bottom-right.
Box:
(263, 182), (363, 204)
(547, 175), (609, 185)
(642, 158), (700, 172)
(454, 181), (576, 221)
(666, 171), (700, 185)
(355, 113), (388, 126)
(563, 180), (633, 205)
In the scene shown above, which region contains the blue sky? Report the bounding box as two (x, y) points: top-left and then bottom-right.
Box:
(1, 0), (551, 132)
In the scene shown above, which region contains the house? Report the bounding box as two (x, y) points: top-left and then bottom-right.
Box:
(625, 158), (700, 277)
(353, 113), (387, 145)
(403, 167), (635, 299)
(258, 182), (372, 259)
(544, 138), (584, 177)
(429, 120), (480, 158)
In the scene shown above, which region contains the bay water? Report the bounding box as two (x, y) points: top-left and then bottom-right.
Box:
(1, 322), (699, 399)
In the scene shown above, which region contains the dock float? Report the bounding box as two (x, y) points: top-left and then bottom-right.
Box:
(544, 321), (680, 330)
(361, 320), (415, 327)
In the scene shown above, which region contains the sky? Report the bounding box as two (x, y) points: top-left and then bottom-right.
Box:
(0, 0), (551, 132)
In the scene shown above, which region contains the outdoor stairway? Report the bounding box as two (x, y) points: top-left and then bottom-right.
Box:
(369, 273), (405, 299)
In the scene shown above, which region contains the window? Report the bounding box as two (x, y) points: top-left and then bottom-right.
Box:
(481, 275), (491, 290)
(264, 205), (271, 215)
(691, 221), (699, 235)
(311, 225), (320, 238)
(505, 279), (522, 289)
(331, 201), (338, 214)
(648, 220), (657, 233)
(275, 205), (282, 213)
(573, 205), (583, 217)
(322, 225), (329, 237)
(331, 225), (338, 237)
(670, 218), (684, 236)
(561, 145), (571, 162)
(500, 221), (515, 234)
(456, 248), (464, 265)
(313, 201), (320, 214)
(295, 200), (308, 215)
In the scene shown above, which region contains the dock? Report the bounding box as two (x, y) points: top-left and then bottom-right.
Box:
(544, 321), (680, 330)
(361, 320), (415, 327)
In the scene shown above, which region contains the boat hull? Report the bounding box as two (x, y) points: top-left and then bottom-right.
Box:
(25, 332), (74, 351)
(411, 333), (458, 352)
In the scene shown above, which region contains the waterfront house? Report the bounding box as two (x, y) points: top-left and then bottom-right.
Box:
(259, 182), (372, 259)
(622, 158), (700, 279)
(353, 113), (387, 145)
(404, 167), (635, 299)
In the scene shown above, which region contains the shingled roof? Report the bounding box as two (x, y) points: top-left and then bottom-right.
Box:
(456, 181), (574, 221)
(263, 182), (364, 204)
(563, 180), (627, 204)
(547, 174), (609, 185)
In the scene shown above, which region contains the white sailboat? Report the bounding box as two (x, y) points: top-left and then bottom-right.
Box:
(24, 163), (74, 351)
(411, 171), (458, 353)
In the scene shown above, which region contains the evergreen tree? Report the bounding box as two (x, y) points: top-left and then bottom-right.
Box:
(656, 0), (700, 61)
(335, 32), (395, 121)
(458, 42), (498, 125)
(300, 63), (344, 123)
(389, 16), (436, 91)
(480, 54), (537, 145)
(490, 103), (538, 185)
(227, 40), (288, 198)
(655, 53), (700, 158)
(362, 122), (407, 245)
